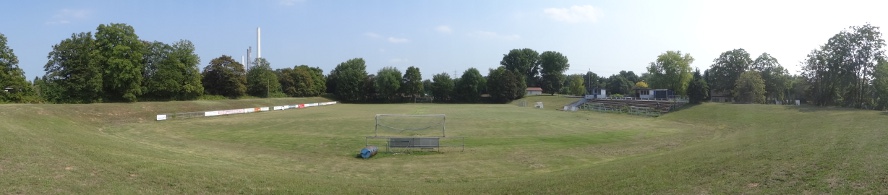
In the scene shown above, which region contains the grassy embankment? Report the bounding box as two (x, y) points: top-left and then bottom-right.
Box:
(1, 96), (886, 194)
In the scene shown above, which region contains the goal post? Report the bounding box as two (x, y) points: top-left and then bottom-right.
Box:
(367, 114), (463, 152)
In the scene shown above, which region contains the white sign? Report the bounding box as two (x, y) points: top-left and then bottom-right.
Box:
(205, 111), (221, 117)
(219, 109), (245, 115)
(156, 115), (167, 121)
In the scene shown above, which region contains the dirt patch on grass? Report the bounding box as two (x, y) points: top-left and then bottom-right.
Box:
(746, 182), (759, 188)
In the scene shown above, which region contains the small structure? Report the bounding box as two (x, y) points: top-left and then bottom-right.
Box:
(709, 90), (732, 102)
(636, 88), (653, 99)
(3, 87), (13, 93)
(636, 88), (671, 100)
(526, 87), (543, 95)
(584, 88), (607, 99)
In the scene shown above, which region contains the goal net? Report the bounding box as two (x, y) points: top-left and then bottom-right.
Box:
(374, 114), (446, 137)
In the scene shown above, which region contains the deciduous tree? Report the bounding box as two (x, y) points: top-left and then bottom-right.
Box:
(606, 74), (632, 96)
(279, 65), (325, 97)
(456, 68), (485, 103)
(619, 70), (639, 84)
(0, 33), (34, 103)
(330, 58), (368, 102)
(401, 66), (423, 101)
(688, 69), (709, 104)
(305, 66), (326, 96)
(646, 51), (694, 95)
(422, 79), (432, 98)
(874, 60), (888, 110)
(141, 40), (203, 100)
(802, 24), (886, 108)
(375, 66), (402, 102)
(583, 71), (605, 92)
(246, 58), (281, 98)
(362, 74), (377, 102)
(567, 74), (585, 96)
(294, 67), (317, 97)
(733, 71), (766, 104)
(95, 23), (145, 102)
(708, 49), (752, 96)
(752, 53), (790, 101)
(431, 73), (454, 102)
(500, 48), (540, 86)
(487, 67), (525, 103)
(201, 55), (246, 98)
(43, 32), (102, 103)
(538, 51), (570, 95)
(635, 81), (649, 89)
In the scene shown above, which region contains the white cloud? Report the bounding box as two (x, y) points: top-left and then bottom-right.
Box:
(470, 31), (520, 41)
(544, 5), (601, 23)
(387, 37), (409, 43)
(435, 25), (453, 34)
(389, 58), (409, 64)
(364, 32), (381, 38)
(279, 0), (305, 6)
(47, 9), (90, 25)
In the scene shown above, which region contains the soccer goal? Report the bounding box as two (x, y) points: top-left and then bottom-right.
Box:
(413, 96), (435, 103)
(373, 114), (446, 137)
(366, 114), (464, 152)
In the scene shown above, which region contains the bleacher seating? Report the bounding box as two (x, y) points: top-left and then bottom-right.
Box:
(581, 99), (684, 117)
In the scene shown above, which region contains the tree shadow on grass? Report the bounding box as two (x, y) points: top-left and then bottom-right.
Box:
(672, 102), (702, 112)
(783, 105), (888, 114)
(783, 105), (856, 112)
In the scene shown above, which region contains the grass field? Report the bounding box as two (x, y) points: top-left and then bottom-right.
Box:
(2, 96), (888, 194)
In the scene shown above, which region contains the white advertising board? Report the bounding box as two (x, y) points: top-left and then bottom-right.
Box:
(205, 111), (221, 117)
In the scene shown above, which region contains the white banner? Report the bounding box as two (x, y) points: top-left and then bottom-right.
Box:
(219, 109), (245, 115)
(205, 111), (221, 117)
(161, 101), (337, 121)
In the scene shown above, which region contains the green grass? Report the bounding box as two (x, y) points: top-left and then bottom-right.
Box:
(1, 97), (887, 194)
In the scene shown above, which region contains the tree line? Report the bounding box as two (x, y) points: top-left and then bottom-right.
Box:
(1, 23), (887, 110)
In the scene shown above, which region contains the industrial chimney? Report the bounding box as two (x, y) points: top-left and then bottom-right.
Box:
(257, 27), (261, 59)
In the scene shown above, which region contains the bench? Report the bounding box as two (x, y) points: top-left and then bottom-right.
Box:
(388, 137), (440, 149)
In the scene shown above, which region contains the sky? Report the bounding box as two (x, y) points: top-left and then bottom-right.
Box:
(3, 0), (888, 81)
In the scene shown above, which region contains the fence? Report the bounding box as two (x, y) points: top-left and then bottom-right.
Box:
(588, 96), (689, 102)
(155, 101), (338, 121)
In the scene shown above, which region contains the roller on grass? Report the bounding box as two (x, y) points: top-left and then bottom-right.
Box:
(359, 146), (378, 159)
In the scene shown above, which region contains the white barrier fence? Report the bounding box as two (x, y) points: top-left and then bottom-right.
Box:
(156, 101), (338, 121)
